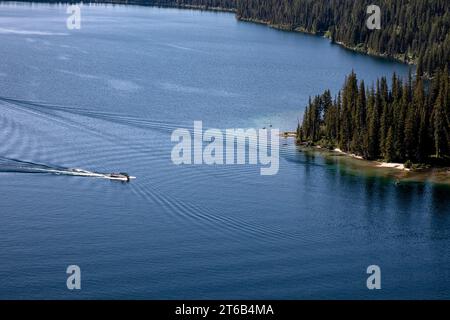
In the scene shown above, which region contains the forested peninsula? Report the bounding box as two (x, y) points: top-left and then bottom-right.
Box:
(297, 67), (450, 168)
(20, 0), (450, 77)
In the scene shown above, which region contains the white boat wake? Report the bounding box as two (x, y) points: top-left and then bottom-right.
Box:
(0, 157), (135, 182)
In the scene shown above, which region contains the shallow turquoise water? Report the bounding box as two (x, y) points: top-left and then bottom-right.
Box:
(0, 3), (449, 299)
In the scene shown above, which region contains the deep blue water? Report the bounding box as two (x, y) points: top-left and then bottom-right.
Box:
(0, 2), (449, 299)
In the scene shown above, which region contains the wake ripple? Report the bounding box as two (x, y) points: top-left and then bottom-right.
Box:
(130, 182), (303, 243)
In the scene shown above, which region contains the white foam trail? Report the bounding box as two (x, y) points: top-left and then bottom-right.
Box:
(23, 167), (135, 181)
(0, 28), (68, 36)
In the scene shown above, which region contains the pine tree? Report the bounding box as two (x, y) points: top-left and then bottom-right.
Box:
(385, 126), (396, 162)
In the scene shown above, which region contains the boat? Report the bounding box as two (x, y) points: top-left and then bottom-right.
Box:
(104, 172), (136, 182)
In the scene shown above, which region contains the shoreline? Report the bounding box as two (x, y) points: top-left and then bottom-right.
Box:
(308, 145), (450, 185)
(237, 16), (417, 69)
(282, 134), (450, 185)
(332, 147), (410, 171)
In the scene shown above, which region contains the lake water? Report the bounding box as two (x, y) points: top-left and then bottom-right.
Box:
(0, 2), (449, 299)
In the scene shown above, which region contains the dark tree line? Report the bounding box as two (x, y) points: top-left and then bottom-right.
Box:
(298, 67), (450, 165)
